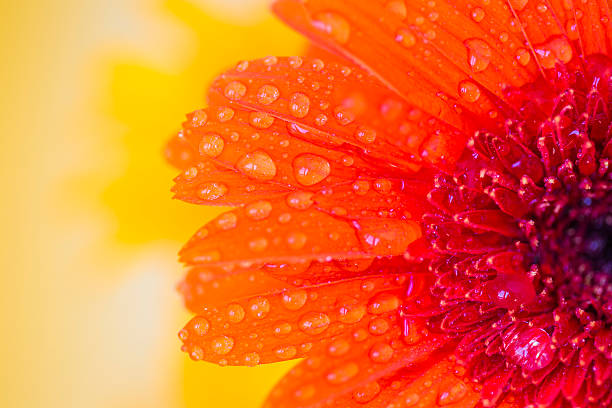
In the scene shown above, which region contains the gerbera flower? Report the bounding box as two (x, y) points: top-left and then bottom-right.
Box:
(166, 0), (612, 406)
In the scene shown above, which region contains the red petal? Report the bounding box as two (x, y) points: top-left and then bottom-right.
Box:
(179, 273), (412, 365)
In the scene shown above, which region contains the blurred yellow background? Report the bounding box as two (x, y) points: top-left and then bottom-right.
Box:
(2, 0), (304, 406)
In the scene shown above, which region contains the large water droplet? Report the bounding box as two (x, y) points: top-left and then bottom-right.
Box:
(256, 84), (280, 105)
(369, 342), (393, 363)
(198, 182), (228, 200)
(248, 297), (271, 319)
(312, 11), (351, 44)
(458, 80), (481, 102)
(226, 304), (245, 323)
(437, 380), (468, 406)
(210, 336), (234, 355)
(298, 312), (331, 335)
(293, 154), (331, 186)
(534, 36), (573, 69)
(289, 92), (311, 118)
(245, 200), (273, 220)
(281, 290), (308, 310)
(224, 81), (247, 100)
(237, 151), (277, 180)
(464, 38), (492, 72)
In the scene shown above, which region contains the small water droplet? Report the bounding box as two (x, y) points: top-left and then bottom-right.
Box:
(248, 237), (269, 252)
(243, 352), (260, 366)
(515, 48), (531, 66)
(386, 0), (407, 19)
(354, 126), (377, 144)
(287, 231), (307, 249)
(352, 381), (381, 404)
(395, 27), (416, 48)
(191, 317), (210, 336)
(286, 191), (314, 210)
(368, 317), (390, 335)
(327, 338), (350, 356)
(216, 212), (238, 230)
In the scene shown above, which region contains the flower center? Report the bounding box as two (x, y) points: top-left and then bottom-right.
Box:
(401, 55), (612, 406)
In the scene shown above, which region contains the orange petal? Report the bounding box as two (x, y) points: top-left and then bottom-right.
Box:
(263, 324), (448, 407)
(209, 56), (467, 168)
(273, 0), (541, 128)
(179, 273), (413, 365)
(180, 195), (423, 266)
(172, 159), (291, 206)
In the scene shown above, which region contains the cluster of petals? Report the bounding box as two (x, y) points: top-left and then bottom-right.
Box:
(166, 1), (612, 407)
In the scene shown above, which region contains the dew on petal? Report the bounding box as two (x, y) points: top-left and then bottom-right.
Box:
(273, 322), (292, 336)
(256, 84), (280, 105)
(243, 352), (260, 366)
(287, 231), (307, 249)
(245, 200), (273, 220)
(289, 92), (311, 118)
(281, 290), (308, 311)
(293, 154), (331, 186)
(299, 312), (331, 335)
(353, 381), (381, 404)
(210, 336), (234, 355)
(458, 80), (481, 103)
(236, 151), (277, 180)
(326, 362), (359, 384)
(338, 304), (366, 324)
(286, 191), (314, 210)
(224, 81), (247, 100)
(386, 0), (407, 19)
(248, 237), (269, 252)
(327, 338), (350, 356)
(369, 342), (394, 363)
(395, 28), (416, 48)
(464, 38), (492, 72)
(275, 345), (297, 360)
(368, 317), (390, 335)
(355, 126), (377, 144)
(198, 182), (228, 200)
(437, 380), (468, 406)
(191, 317), (210, 336)
(216, 212), (238, 230)
(516, 48), (531, 66)
(367, 293), (401, 314)
(312, 11), (351, 44)
(534, 36), (573, 69)
(248, 297), (271, 319)
(471, 7), (485, 22)
(226, 304), (245, 323)
(249, 112), (275, 129)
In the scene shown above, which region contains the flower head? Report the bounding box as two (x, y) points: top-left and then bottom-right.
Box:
(167, 1), (612, 406)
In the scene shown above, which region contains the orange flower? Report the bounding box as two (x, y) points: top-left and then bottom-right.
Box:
(166, 1), (612, 407)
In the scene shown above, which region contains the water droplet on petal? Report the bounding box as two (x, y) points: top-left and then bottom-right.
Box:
(534, 35), (573, 69)
(464, 38), (492, 72)
(198, 182), (228, 200)
(256, 84), (280, 105)
(287, 231), (307, 249)
(237, 151), (277, 180)
(216, 212), (238, 230)
(224, 81), (247, 100)
(458, 80), (481, 102)
(210, 336), (234, 355)
(248, 237), (268, 252)
(516, 48), (531, 66)
(471, 7), (485, 22)
(327, 338), (350, 356)
(367, 293), (400, 314)
(191, 317), (210, 336)
(437, 380), (468, 406)
(245, 200), (273, 220)
(281, 290), (308, 310)
(369, 342), (394, 363)
(273, 322), (292, 336)
(274, 345), (297, 360)
(248, 297), (271, 319)
(312, 11), (351, 44)
(386, 0), (407, 19)
(355, 126), (377, 143)
(293, 154), (331, 186)
(243, 352), (260, 366)
(326, 362), (359, 384)
(286, 191), (314, 210)
(289, 92), (311, 118)
(199, 134), (225, 157)
(353, 381), (381, 404)
(226, 304), (245, 323)
(299, 312), (331, 335)
(368, 317), (390, 335)
(395, 27), (416, 48)
(403, 393), (420, 406)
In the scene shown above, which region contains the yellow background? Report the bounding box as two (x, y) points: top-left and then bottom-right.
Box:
(2, 0), (304, 406)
